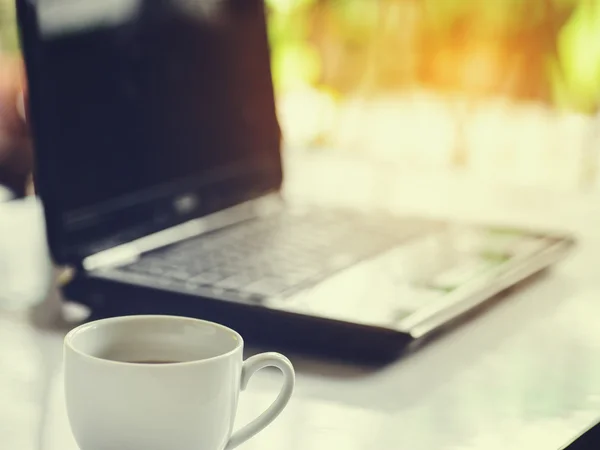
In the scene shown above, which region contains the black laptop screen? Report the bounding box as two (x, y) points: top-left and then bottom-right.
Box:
(20, 0), (282, 258)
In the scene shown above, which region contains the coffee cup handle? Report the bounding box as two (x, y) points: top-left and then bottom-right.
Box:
(226, 352), (295, 450)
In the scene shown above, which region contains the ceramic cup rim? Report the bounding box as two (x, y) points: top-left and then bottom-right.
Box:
(64, 315), (244, 367)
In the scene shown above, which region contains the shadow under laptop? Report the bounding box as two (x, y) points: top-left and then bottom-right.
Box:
(28, 275), (91, 334)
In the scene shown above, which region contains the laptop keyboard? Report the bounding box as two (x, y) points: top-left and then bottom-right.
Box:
(118, 209), (434, 299)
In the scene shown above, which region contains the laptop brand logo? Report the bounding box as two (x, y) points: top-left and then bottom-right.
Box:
(174, 194), (199, 215)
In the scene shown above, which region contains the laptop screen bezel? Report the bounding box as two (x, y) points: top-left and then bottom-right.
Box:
(17, 0), (284, 266)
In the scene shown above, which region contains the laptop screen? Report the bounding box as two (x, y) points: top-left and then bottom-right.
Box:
(20, 0), (282, 261)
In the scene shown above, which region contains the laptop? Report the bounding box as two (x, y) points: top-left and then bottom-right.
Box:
(17, 0), (574, 361)
(562, 421), (600, 449)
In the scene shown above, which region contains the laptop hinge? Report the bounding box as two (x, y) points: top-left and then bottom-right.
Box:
(82, 194), (284, 272)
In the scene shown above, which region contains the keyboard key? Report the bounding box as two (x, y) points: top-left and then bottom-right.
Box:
(216, 275), (255, 291)
(244, 278), (290, 297)
(164, 270), (192, 281)
(188, 272), (226, 286)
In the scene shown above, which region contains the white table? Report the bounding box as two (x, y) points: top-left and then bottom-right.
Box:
(2, 155), (600, 450)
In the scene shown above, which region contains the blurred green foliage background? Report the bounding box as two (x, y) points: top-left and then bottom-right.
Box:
(0, 0), (17, 53)
(266, 0), (600, 113)
(1, 0), (600, 113)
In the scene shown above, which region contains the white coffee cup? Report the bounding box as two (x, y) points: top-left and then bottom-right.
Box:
(63, 315), (295, 450)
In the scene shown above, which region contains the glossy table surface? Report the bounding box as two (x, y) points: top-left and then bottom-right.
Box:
(3, 155), (600, 450)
